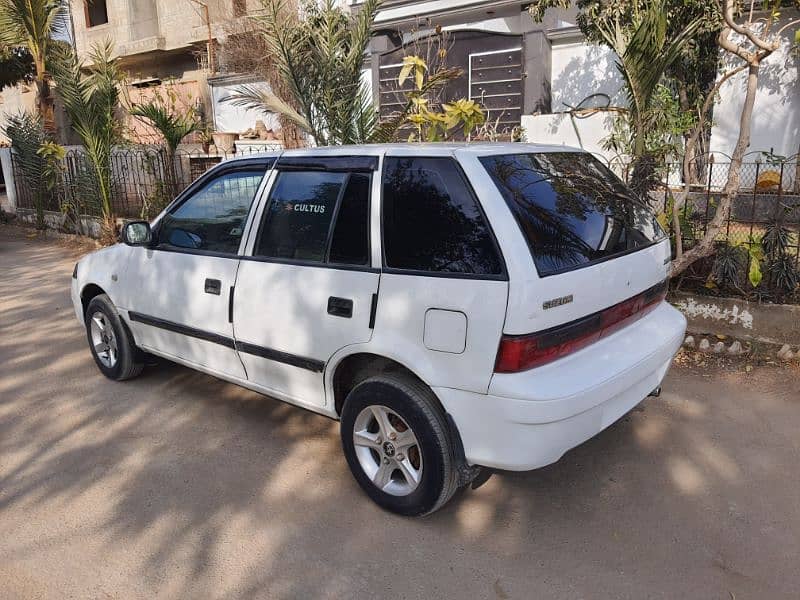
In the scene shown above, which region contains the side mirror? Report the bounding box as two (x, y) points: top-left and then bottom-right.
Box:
(121, 221), (152, 246)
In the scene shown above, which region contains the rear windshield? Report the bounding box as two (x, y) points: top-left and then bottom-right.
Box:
(480, 153), (665, 277)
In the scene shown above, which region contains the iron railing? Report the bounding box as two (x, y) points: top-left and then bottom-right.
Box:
(11, 144), (282, 221)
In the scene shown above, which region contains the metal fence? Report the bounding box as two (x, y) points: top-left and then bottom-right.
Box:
(657, 159), (800, 269)
(11, 144), (282, 221)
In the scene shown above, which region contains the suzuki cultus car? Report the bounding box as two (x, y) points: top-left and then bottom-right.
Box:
(72, 144), (686, 515)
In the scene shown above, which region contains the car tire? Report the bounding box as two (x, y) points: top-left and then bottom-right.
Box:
(85, 294), (143, 381)
(340, 373), (460, 516)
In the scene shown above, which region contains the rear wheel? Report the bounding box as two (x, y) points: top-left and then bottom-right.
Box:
(340, 373), (460, 516)
(85, 294), (143, 381)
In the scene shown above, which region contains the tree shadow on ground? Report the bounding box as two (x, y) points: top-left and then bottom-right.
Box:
(1, 226), (799, 599)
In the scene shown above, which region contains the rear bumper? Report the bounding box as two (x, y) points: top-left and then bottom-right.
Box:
(435, 302), (686, 471)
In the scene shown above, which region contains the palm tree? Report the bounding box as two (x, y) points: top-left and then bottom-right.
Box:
(224, 0), (381, 146)
(590, 0), (703, 160)
(0, 0), (68, 132)
(3, 111), (49, 228)
(129, 101), (201, 196)
(51, 41), (123, 240)
(130, 102), (201, 154)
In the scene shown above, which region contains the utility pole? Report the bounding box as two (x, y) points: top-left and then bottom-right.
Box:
(188, 0), (216, 74)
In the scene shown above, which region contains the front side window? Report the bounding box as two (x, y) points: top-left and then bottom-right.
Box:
(158, 169), (264, 254)
(254, 170), (371, 265)
(382, 157), (502, 276)
(480, 153), (665, 277)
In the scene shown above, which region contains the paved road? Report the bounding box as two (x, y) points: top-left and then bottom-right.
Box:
(1, 225), (799, 599)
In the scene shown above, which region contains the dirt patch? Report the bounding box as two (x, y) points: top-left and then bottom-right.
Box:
(673, 341), (800, 377)
(0, 222), (101, 259)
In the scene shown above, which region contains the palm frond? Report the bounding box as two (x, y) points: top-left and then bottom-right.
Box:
(620, 0), (705, 120)
(0, 0), (67, 61)
(243, 0), (383, 145)
(2, 111), (47, 185)
(223, 84), (312, 133)
(130, 102), (201, 151)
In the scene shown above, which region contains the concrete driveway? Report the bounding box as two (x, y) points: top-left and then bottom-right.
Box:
(1, 225), (799, 599)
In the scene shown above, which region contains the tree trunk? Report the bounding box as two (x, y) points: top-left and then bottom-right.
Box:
(34, 54), (56, 134)
(670, 63), (760, 276)
(632, 114), (646, 160)
(677, 84), (700, 184)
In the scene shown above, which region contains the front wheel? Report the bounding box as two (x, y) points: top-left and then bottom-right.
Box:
(340, 373), (460, 516)
(85, 294), (143, 381)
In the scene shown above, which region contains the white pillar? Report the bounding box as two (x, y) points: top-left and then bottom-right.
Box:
(0, 148), (18, 213)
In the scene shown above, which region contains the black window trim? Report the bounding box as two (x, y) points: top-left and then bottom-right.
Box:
(325, 172), (372, 267)
(379, 155), (508, 282)
(275, 155), (378, 172)
(151, 158), (274, 259)
(250, 166), (374, 270)
(323, 172), (351, 263)
(478, 151), (666, 279)
(529, 238), (667, 278)
(238, 254), (380, 274)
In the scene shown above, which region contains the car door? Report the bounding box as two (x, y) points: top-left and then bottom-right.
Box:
(233, 155), (380, 408)
(123, 161), (270, 379)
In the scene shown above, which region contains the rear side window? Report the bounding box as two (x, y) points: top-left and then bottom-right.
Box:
(254, 171), (370, 265)
(329, 173), (370, 265)
(159, 169), (264, 254)
(382, 157), (502, 276)
(480, 153), (665, 277)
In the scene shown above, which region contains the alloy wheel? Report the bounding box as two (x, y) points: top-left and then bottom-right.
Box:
(89, 311), (118, 368)
(352, 405), (423, 496)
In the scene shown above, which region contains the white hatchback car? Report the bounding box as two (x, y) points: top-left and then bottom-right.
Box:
(72, 144), (686, 515)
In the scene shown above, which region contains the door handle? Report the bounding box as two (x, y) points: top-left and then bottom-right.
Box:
(327, 296), (353, 318)
(204, 278), (221, 295)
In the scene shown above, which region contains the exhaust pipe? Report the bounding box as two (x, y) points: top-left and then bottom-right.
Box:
(648, 386), (661, 397)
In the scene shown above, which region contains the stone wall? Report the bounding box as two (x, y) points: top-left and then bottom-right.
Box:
(671, 291), (800, 346)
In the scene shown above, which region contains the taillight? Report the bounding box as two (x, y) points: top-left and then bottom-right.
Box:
(494, 280), (667, 373)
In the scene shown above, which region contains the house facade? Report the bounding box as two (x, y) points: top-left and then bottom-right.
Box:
(68, 0), (279, 144)
(358, 0), (799, 172)
(357, 0), (566, 139)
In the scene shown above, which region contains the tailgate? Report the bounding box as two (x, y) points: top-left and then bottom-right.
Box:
(504, 238), (671, 335)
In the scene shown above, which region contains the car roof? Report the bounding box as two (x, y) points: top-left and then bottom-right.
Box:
(222, 142), (585, 164)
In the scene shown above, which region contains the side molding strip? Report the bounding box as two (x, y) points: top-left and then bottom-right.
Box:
(234, 341), (325, 373)
(127, 311), (324, 372)
(128, 311), (235, 349)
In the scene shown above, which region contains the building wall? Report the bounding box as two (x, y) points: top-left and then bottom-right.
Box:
(68, 0), (280, 140)
(549, 37), (624, 111)
(70, 0), (235, 60)
(0, 84), (37, 144)
(526, 12), (798, 174)
(522, 35), (624, 163)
